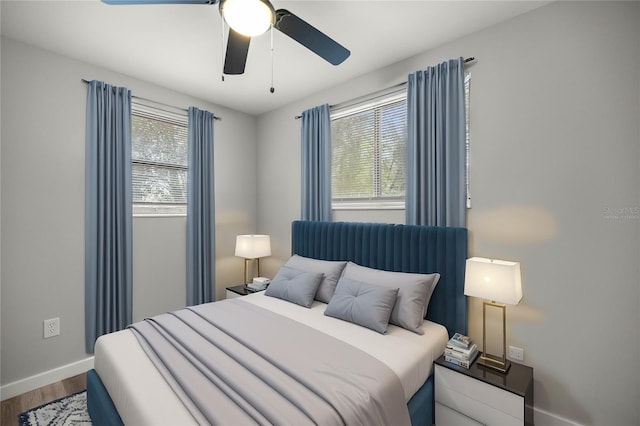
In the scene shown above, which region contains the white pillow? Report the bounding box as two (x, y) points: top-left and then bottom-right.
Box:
(341, 262), (440, 335)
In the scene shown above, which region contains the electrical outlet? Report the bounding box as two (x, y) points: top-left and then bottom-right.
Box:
(509, 345), (524, 361)
(44, 318), (60, 339)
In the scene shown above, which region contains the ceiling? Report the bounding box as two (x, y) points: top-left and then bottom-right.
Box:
(1, 1), (550, 116)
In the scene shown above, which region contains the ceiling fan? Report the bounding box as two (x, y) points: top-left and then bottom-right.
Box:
(101, 0), (351, 76)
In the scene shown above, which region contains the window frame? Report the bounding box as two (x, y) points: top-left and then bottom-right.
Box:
(330, 89), (407, 211)
(330, 73), (471, 212)
(464, 72), (472, 209)
(131, 99), (189, 217)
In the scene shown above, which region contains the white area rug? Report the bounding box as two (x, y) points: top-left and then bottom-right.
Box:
(18, 391), (91, 426)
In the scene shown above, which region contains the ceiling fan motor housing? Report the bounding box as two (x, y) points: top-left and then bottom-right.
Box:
(219, 0), (276, 37)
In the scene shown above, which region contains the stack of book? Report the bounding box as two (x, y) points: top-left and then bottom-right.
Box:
(444, 333), (479, 369)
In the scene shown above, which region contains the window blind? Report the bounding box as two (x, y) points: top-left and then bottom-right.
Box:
(331, 91), (407, 204)
(131, 103), (188, 205)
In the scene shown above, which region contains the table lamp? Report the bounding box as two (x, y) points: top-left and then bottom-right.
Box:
(464, 257), (522, 373)
(235, 235), (271, 284)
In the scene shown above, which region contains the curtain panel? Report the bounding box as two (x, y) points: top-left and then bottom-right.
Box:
(85, 80), (133, 353)
(301, 103), (332, 221)
(186, 107), (216, 306)
(406, 57), (466, 227)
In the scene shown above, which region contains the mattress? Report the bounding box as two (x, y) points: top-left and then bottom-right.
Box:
(94, 292), (449, 425)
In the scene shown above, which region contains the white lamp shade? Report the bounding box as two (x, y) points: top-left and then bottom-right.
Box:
(235, 235), (271, 259)
(221, 0), (275, 37)
(464, 257), (522, 305)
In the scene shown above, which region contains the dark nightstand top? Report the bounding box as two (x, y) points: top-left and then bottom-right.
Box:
(435, 353), (533, 398)
(226, 284), (264, 296)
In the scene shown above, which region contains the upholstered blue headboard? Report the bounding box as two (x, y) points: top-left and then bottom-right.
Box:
(291, 220), (468, 337)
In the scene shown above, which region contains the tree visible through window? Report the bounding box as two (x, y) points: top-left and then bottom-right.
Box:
(131, 102), (188, 215)
(331, 92), (406, 208)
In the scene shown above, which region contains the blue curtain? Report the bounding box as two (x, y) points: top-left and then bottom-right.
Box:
(406, 57), (466, 227)
(186, 107), (216, 306)
(301, 103), (332, 221)
(85, 80), (133, 354)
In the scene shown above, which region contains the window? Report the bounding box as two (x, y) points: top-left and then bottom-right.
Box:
(331, 74), (471, 211)
(131, 101), (188, 216)
(464, 73), (471, 208)
(331, 91), (407, 210)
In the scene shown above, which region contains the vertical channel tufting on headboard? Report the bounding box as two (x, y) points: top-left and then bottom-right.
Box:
(291, 220), (468, 337)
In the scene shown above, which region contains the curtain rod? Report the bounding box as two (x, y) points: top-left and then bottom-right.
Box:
(81, 79), (221, 121)
(294, 56), (475, 119)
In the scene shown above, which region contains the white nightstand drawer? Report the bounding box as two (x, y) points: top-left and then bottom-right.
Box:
(436, 365), (524, 423)
(225, 289), (243, 299)
(435, 402), (483, 426)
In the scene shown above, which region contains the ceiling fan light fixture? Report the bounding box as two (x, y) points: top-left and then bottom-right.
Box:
(220, 0), (275, 37)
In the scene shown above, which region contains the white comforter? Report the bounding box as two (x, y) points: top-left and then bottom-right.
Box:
(94, 292), (448, 425)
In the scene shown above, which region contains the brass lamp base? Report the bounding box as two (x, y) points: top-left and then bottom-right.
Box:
(477, 352), (511, 373)
(242, 257), (261, 284)
(480, 300), (511, 374)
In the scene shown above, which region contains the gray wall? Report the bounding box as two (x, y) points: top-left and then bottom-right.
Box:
(256, 2), (640, 425)
(1, 2), (639, 425)
(0, 37), (258, 385)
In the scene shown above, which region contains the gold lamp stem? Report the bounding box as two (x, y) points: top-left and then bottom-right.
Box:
(243, 258), (250, 284)
(243, 258), (262, 284)
(479, 300), (511, 373)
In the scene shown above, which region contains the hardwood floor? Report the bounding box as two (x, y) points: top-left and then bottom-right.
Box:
(1, 373), (87, 426)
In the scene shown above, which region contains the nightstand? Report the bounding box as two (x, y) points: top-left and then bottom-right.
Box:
(225, 284), (265, 299)
(434, 354), (534, 426)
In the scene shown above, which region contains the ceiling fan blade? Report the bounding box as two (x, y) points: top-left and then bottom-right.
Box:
(101, 0), (218, 5)
(274, 9), (350, 66)
(223, 28), (251, 75)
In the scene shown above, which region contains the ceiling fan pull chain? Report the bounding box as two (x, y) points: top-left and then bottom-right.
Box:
(269, 26), (275, 93)
(221, 19), (225, 81)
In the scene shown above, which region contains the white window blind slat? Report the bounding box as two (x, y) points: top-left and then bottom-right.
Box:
(131, 101), (188, 207)
(331, 92), (407, 204)
(132, 163), (187, 204)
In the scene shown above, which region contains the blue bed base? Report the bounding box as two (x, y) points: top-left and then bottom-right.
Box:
(86, 369), (123, 426)
(87, 220), (467, 426)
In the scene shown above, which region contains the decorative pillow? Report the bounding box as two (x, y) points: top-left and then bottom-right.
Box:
(324, 277), (398, 334)
(341, 262), (440, 335)
(264, 266), (324, 308)
(283, 255), (347, 303)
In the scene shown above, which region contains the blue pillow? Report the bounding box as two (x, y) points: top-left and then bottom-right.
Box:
(324, 277), (399, 334)
(283, 255), (347, 303)
(264, 266), (324, 308)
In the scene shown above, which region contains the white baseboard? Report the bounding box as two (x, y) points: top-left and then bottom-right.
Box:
(0, 357), (94, 401)
(535, 407), (584, 426)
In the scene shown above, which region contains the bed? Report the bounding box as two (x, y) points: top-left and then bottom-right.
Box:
(87, 220), (468, 425)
